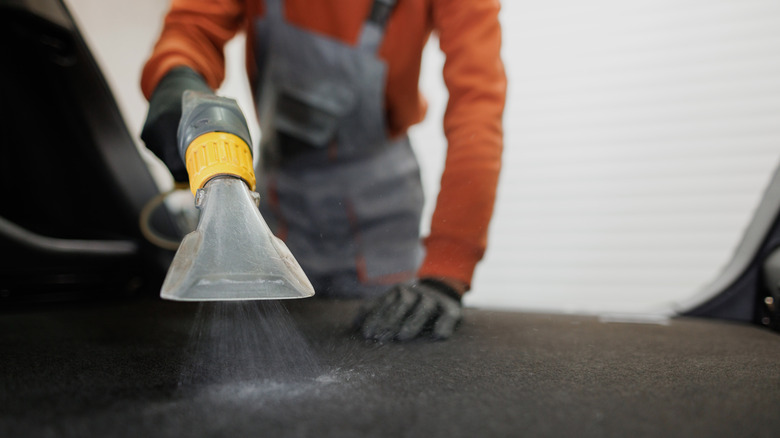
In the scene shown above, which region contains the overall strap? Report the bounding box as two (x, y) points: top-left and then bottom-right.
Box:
(265, 0), (284, 20)
(358, 0), (398, 53)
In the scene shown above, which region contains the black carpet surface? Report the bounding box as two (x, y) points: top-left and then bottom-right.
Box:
(1, 297), (779, 437)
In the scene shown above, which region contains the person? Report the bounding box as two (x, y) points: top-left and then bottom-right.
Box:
(141, 0), (506, 341)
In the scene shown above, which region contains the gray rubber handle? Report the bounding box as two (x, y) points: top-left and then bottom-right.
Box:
(177, 91), (253, 160)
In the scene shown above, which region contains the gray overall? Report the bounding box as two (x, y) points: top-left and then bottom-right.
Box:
(253, 0), (424, 298)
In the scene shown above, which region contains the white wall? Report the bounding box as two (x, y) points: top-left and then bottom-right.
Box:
(471, 0), (780, 315)
(66, 0), (780, 315)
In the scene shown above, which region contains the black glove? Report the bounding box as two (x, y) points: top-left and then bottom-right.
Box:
(356, 279), (463, 342)
(141, 66), (213, 182)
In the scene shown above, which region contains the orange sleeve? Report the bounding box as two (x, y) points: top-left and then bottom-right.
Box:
(418, 0), (506, 288)
(141, 0), (247, 100)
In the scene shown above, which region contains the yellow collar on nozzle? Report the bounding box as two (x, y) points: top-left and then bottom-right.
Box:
(185, 132), (256, 196)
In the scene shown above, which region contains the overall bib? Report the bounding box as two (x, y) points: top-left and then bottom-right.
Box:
(253, 0), (424, 298)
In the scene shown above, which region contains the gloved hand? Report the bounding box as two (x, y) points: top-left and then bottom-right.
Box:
(355, 279), (463, 342)
(141, 66), (213, 182)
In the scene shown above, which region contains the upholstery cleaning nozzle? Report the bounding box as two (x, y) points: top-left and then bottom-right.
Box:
(160, 91), (314, 301)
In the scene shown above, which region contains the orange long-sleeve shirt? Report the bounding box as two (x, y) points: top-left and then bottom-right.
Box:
(142, 0), (506, 289)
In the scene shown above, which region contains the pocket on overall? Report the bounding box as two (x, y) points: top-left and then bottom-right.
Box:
(273, 81), (356, 148)
(348, 146), (425, 284)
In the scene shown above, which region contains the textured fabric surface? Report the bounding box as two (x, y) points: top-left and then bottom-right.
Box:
(1, 298), (779, 437)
